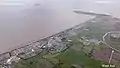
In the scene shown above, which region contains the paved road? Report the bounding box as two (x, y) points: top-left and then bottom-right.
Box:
(102, 31), (120, 53)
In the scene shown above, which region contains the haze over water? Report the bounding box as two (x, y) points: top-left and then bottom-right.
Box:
(0, 0), (120, 53)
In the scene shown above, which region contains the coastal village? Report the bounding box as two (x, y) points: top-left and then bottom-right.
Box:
(0, 11), (120, 68)
(0, 27), (108, 68)
(0, 28), (73, 68)
(0, 24), (104, 68)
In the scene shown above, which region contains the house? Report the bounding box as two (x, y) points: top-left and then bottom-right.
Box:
(0, 53), (10, 62)
(110, 32), (120, 41)
(80, 37), (101, 45)
(6, 56), (20, 64)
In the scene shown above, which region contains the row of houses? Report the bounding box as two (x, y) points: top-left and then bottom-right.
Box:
(0, 30), (72, 68)
(0, 40), (47, 68)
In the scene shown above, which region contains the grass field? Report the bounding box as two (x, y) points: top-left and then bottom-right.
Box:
(55, 48), (104, 68)
(12, 54), (54, 68)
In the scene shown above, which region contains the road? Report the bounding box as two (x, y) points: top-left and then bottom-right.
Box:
(102, 31), (120, 53)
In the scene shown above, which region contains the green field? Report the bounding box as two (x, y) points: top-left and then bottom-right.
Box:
(55, 48), (103, 68)
(12, 54), (54, 68)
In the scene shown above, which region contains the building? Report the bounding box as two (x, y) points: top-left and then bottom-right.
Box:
(6, 56), (20, 65)
(80, 37), (101, 45)
(110, 32), (120, 41)
(0, 53), (10, 62)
